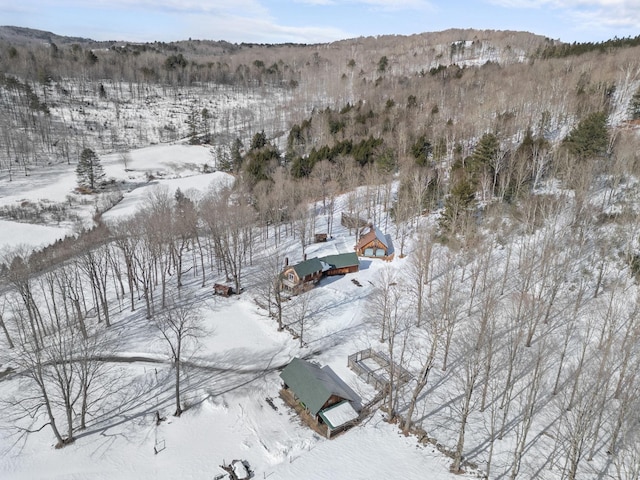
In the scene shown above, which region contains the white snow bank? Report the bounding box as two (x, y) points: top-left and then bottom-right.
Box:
(0, 219), (71, 252)
(102, 144), (216, 181)
(271, 411), (456, 479)
(101, 172), (234, 222)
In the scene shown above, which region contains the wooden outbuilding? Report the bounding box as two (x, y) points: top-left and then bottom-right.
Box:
(314, 233), (328, 243)
(319, 252), (360, 276)
(213, 283), (234, 297)
(355, 225), (392, 259)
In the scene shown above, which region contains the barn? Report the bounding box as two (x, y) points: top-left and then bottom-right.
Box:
(280, 358), (359, 438)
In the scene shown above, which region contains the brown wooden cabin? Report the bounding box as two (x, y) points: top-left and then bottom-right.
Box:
(281, 257), (323, 294)
(280, 358), (359, 438)
(314, 233), (328, 243)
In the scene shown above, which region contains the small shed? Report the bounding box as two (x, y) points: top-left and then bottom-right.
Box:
(281, 257), (323, 294)
(319, 252), (360, 276)
(314, 233), (328, 243)
(355, 225), (391, 259)
(213, 283), (234, 297)
(318, 400), (359, 438)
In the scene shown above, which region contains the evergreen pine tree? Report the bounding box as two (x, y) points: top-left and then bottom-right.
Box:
(186, 108), (200, 145)
(410, 135), (433, 167)
(250, 130), (267, 150)
(377, 56), (389, 73)
(217, 146), (233, 172)
(230, 138), (244, 172)
(76, 148), (105, 192)
(469, 132), (500, 175)
(563, 111), (609, 161)
(439, 177), (477, 236)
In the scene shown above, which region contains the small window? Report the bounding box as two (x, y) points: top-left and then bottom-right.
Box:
(288, 273), (295, 281)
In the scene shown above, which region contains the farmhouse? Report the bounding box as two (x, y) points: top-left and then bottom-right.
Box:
(281, 252), (360, 294)
(280, 357), (359, 438)
(355, 225), (391, 259)
(318, 252), (360, 276)
(280, 257), (323, 294)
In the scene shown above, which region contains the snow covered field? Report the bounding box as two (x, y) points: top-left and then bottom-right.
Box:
(0, 143), (232, 247)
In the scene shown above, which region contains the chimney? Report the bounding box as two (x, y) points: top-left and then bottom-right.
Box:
(285, 257), (289, 266)
(303, 253), (307, 261)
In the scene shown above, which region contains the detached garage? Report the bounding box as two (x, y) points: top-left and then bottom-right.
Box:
(355, 225), (392, 260)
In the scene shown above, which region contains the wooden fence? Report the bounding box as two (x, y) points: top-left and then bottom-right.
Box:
(348, 348), (412, 391)
(341, 212), (368, 230)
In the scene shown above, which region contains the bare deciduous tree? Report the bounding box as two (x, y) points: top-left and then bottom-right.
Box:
(154, 298), (205, 417)
(9, 300), (108, 448)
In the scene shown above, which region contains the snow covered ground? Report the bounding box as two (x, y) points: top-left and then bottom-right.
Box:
(0, 286), (457, 480)
(0, 143), (234, 250)
(0, 219), (69, 252)
(0, 144), (464, 480)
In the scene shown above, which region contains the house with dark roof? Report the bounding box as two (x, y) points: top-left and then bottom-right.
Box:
(281, 252), (360, 294)
(280, 357), (359, 438)
(355, 225), (392, 260)
(281, 257), (323, 294)
(318, 252), (360, 276)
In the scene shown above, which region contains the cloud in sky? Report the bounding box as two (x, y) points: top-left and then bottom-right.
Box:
(294, 0), (431, 7)
(489, 0), (640, 33)
(0, 0), (635, 43)
(0, 0), (349, 43)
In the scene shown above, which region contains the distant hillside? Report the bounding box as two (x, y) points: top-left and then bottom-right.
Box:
(0, 25), (95, 46)
(1, 24), (639, 217)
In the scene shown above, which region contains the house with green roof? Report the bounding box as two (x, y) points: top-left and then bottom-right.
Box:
(281, 257), (323, 294)
(280, 357), (359, 438)
(318, 252), (360, 276)
(280, 252), (360, 294)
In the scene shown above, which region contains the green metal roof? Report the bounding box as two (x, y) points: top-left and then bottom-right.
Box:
(280, 358), (353, 416)
(319, 252), (360, 270)
(292, 258), (323, 278)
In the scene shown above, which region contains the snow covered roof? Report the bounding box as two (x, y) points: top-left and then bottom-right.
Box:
(280, 358), (354, 416)
(318, 400), (359, 430)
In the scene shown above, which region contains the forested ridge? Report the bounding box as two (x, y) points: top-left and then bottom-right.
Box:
(3, 26), (640, 479)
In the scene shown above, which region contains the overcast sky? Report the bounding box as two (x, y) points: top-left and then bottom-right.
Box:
(1, 0), (638, 45)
